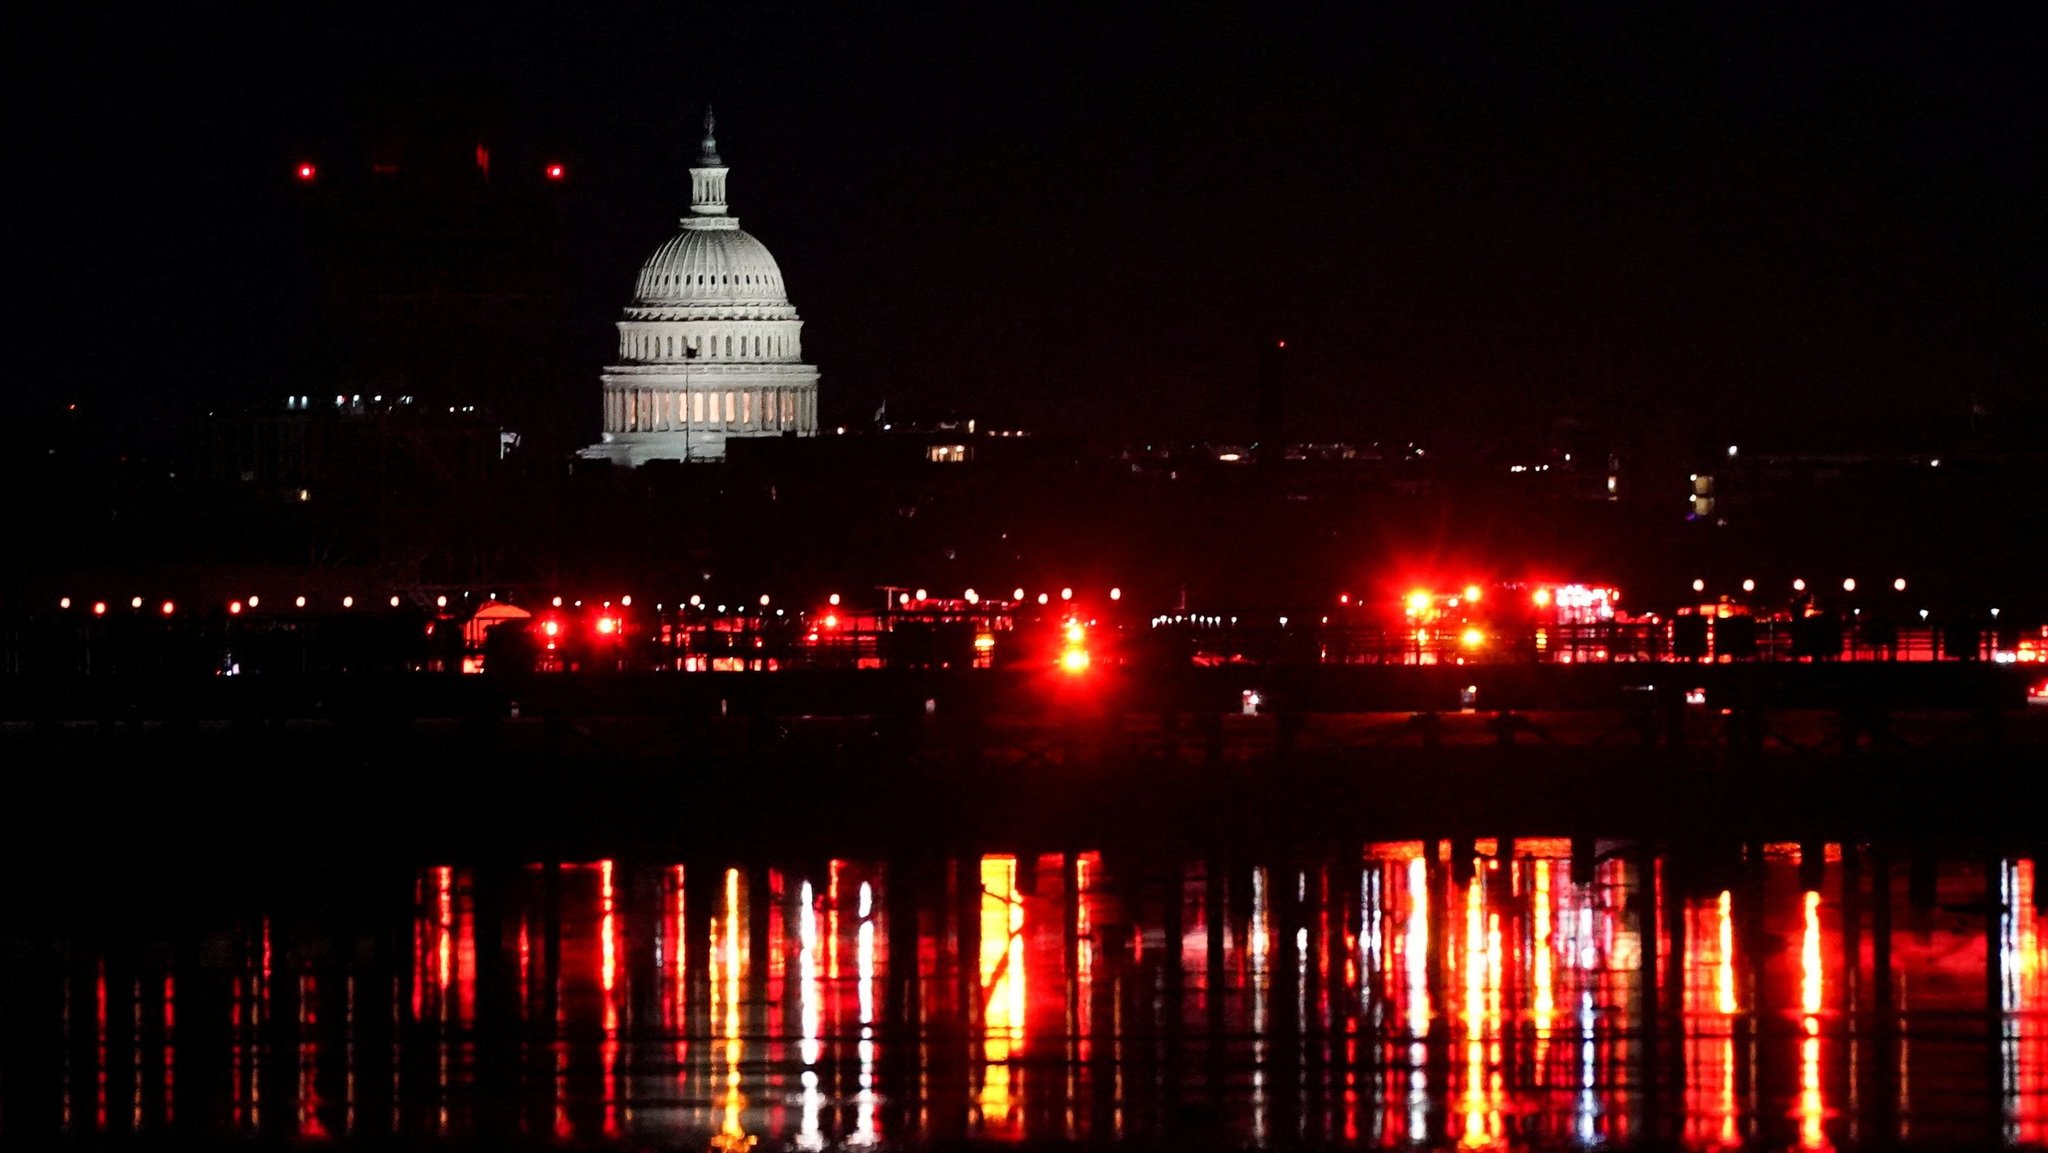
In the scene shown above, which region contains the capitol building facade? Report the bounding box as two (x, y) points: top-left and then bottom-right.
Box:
(582, 111), (819, 465)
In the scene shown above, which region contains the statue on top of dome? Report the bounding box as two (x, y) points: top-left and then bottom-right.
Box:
(698, 105), (722, 167)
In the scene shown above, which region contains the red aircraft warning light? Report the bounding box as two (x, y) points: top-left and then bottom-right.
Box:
(545, 163), (565, 181)
(295, 162), (317, 182)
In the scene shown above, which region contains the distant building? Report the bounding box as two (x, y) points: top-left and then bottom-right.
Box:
(582, 110), (820, 465)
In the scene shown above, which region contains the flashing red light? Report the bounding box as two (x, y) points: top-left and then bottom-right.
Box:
(295, 162), (316, 182)
(1060, 647), (1091, 674)
(545, 163), (565, 181)
(1532, 588), (1552, 607)
(1405, 590), (1431, 615)
(1463, 584), (1482, 603)
(1460, 627), (1485, 648)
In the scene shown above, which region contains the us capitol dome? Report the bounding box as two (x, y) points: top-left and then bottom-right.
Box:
(582, 109), (820, 465)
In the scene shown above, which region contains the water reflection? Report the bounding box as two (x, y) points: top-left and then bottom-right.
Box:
(7, 843), (2046, 1148)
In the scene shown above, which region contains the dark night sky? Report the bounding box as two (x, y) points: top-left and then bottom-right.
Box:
(14, 4), (2045, 450)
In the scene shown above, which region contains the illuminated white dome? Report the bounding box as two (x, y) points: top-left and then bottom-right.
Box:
(582, 108), (820, 466)
(631, 228), (791, 310)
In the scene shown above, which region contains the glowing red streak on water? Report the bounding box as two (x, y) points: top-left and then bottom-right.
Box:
(162, 973), (175, 1126)
(95, 960), (107, 1131)
(300, 971), (326, 1137)
(437, 866), (453, 1001)
(601, 858), (620, 1136)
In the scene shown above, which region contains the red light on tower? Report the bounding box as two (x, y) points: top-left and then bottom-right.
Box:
(545, 163), (565, 181)
(295, 162), (316, 182)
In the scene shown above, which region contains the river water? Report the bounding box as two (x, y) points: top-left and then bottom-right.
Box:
(2, 841), (2041, 1149)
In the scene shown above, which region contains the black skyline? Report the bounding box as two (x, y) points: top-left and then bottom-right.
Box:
(15, 5), (2045, 450)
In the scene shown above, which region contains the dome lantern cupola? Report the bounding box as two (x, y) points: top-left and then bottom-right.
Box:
(688, 106), (730, 221)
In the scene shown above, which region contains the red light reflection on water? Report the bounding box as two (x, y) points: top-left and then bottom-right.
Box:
(978, 854), (1026, 1134)
(36, 844), (2048, 1147)
(1798, 889), (1826, 1150)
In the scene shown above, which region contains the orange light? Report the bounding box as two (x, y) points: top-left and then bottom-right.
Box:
(92, 601), (107, 616)
(1463, 584), (1481, 602)
(1060, 647), (1090, 673)
(1405, 590), (1432, 615)
(1064, 621), (1086, 644)
(1532, 588), (1551, 607)
(1460, 627), (1484, 648)
(229, 601), (244, 615)
(596, 616), (618, 635)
